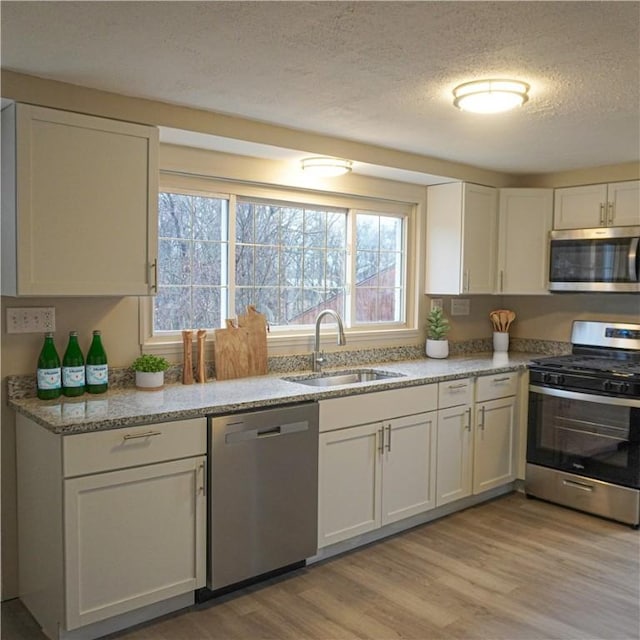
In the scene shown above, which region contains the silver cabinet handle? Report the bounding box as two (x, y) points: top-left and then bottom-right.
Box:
(448, 382), (468, 390)
(629, 237), (639, 283)
(123, 430), (162, 441)
(198, 460), (207, 496)
(607, 202), (614, 225)
(149, 259), (158, 292)
(499, 270), (504, 292)
(465, 408), (471, 431)
(478, 406), (486, 430)
(492, 376), (511, 383)
(599, 203), (606, 226)
(463, 270), (469, 293)
(563, 479), (594, 493)
(386, 424), (392, 452)
(378, 426), (385, 453)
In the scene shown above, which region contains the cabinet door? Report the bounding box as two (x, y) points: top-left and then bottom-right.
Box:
(7, 104), (158, 296)
(608, 181), (640, 227)
(473, 397), (516, 494)
(64, 456), (206, 630)
(554, 184), (607, 229)
(498, 189), (553, 294)
(462, 183), (498, 293)
(318, 424), (381, 548)
(425, 182), (464, 294)
(381, 412), (437, 525)
(436, 405), (472, 507)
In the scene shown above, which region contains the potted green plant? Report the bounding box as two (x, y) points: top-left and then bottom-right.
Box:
(131, 354), (170, 390)
(425, 306), (450, 359)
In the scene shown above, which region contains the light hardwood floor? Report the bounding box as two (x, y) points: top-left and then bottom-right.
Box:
(3, 493), (639, 640)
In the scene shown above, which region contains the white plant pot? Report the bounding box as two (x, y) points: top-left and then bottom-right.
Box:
(135, 370), (165, 391)
(426, 339), (449, 359)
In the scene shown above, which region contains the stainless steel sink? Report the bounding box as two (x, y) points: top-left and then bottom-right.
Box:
(283, 369), (404, 387)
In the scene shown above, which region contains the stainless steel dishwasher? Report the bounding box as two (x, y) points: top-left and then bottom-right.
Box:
(208, 402), (319, 591)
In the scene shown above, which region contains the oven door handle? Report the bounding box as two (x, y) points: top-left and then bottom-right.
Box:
(629, 237), (639, 282)
(529, 385), (640, 408)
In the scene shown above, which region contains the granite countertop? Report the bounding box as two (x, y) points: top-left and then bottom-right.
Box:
(10, 353), (536, 435)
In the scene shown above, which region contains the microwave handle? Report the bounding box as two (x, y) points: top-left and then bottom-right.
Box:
(629, 237), (639, 282)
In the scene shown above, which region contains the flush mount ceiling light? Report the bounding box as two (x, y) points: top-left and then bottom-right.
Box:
(301, 157), (352, 177)
(453, 79), (530, 114)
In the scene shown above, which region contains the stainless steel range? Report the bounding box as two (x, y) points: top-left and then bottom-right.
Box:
(526, 320), (640, 528)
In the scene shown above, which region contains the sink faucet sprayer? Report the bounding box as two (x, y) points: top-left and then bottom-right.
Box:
(313, 310), (346, 372)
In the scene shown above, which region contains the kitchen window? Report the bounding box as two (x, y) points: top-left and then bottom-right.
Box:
(148, 174), (414, 343)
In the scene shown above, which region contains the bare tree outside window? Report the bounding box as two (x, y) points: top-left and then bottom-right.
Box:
(235, 201), (347, 325)
(155, 193), (227, 331)
(154, 191), (407, 333)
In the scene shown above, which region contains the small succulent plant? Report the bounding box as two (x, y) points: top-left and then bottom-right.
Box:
(426, 307), (450, 341)
(130, 354), (171, 372)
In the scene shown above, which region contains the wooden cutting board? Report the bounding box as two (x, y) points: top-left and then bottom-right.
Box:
(238, 305), (268, 376)
(213, 306), (268, 380)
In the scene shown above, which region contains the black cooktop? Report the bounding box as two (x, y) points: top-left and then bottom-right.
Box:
(530, 354), (640, 379)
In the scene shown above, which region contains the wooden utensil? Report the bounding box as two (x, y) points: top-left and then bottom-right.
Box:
(182, 330), (194, 384)
(490, 310), (501, 332)
(505, 310), (516, 332)
(195, 329), (207, 383)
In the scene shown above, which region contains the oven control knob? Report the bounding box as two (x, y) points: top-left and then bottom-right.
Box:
(604, 380), (630, 394)
(544, 373), (565, 385)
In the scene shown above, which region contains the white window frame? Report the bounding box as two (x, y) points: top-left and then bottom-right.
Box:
(140, 172), (420, 356)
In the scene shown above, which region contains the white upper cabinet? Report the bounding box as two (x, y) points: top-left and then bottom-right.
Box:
(497, 188), (553, 295)
(553, 181), (640, 230)
(425, 182), (497, 295)
(1, 103), (159, 296)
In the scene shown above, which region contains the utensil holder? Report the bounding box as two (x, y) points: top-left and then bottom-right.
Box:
(493, 331), (509, 353)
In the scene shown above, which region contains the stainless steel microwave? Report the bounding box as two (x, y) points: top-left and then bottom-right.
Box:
(548, 226), (640, 292)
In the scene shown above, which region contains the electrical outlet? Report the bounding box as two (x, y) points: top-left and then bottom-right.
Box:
(6, 307), (56, 334)
(451, 298), (470, 316)
(430, 298), (443, 312)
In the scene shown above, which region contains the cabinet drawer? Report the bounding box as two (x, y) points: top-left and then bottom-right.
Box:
(476, 372), (518, 402)
(438, 378), (473, 409)
(63, 418), (207, 477)
(319, 384), (437, 432)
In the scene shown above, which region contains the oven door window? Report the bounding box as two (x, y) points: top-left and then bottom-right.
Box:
(549, 237), (638, 283)
(527, 388), (640, 488)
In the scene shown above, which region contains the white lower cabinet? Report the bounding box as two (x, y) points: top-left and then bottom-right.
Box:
(436, 374), (518, 507)
(318, 385), (438, 548)
(436, 403), (472, 506)
(16, 416), (207, 640)
(64, 457), (206, 630)
(473, 395), (517, 493)
(318, 422), (381, 545)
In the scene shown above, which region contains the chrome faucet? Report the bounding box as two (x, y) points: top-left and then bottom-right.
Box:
(313, 310), (346, 372)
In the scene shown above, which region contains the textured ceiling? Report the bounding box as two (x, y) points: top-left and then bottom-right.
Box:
(1, 1), (639, 175)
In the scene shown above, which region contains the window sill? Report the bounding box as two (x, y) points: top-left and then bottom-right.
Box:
(141, 327), (422, 360)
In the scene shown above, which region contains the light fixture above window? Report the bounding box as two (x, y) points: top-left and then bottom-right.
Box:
(452, 79), (530, 114)
(301, 157), (352, 177)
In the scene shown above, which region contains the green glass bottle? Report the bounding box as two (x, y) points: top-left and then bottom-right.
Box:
(86, 330), (108, 394)
(37, 332), (61, 400)
(62, 331), (85, 397)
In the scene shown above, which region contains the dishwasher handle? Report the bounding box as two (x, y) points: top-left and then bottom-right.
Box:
(225, 420), (309, 444)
